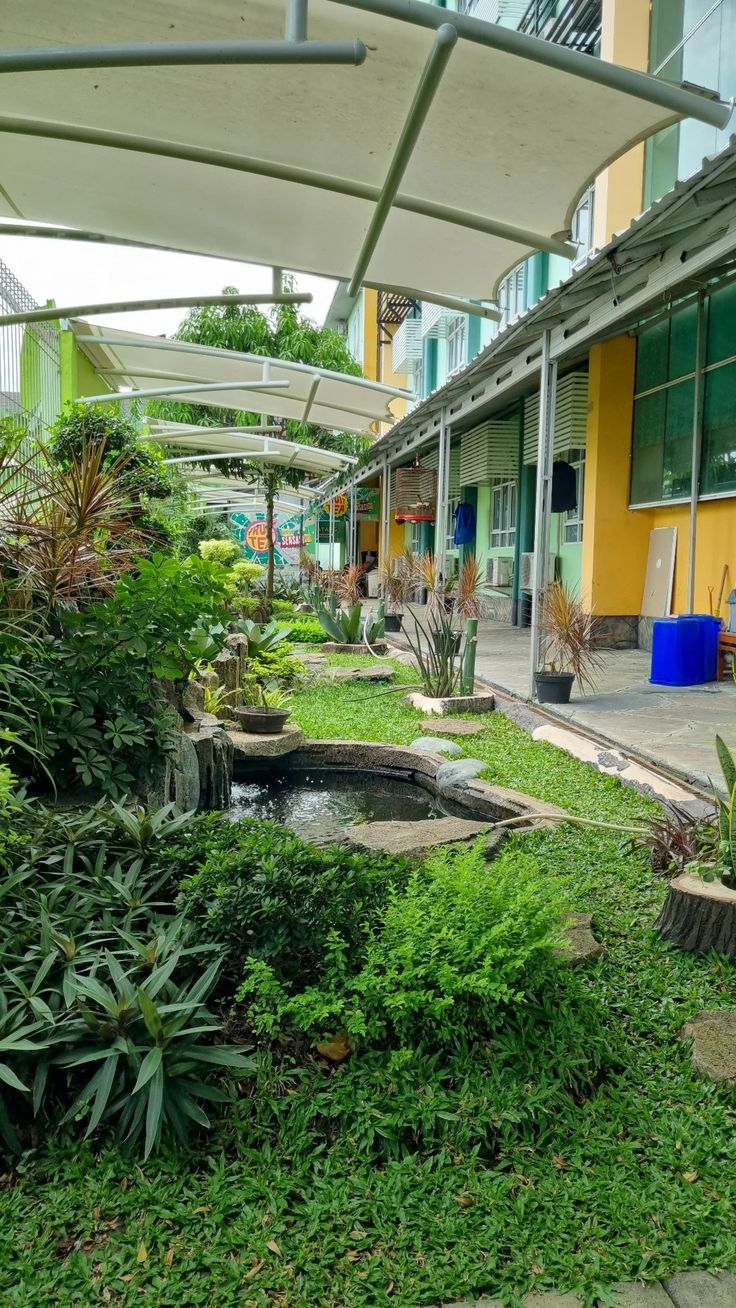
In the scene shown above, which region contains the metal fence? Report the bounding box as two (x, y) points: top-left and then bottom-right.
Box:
(0, 258), (61, 448)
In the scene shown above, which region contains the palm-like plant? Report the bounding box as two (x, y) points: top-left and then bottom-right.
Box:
(452, 554), (484, 623)
(378, 551), (417, 615)
(333, 564), (367, 608)
(538, 581), (603, 692)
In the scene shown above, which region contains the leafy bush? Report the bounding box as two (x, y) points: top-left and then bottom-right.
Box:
(238, 595), (262, 619)
(178, 819), (409, 986)
(282, 616), (328, 644)
(244, 648), (304, 687)
(49, 402), (170, 502)
(239, 842), (566, 1048)
(198, 538), (241, 567)
(0, 800), (255, 1155)
(270, 598), (299, 616)
(230, 560), (264, 591)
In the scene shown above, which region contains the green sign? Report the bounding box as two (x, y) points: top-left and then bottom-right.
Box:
(230, 511), (313, 565)
(355, 487), (380, 520)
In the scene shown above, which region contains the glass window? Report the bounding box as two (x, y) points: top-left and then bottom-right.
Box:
(410, 520), (421, 554)
(662, 378), (694, 500)
(562, 448), (586, 544)
(631, 389), (667, 505)
(447, 317), (466, 376)
(490, 477), (517, 548)
(635, 316), (669, 392)
(446, 495), (460, 554)
(701, 361), (736, 494)
(706, 279), (736, 367)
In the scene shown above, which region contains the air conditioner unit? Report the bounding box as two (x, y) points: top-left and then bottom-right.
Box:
(520, 552), (557, 591)
(486, 556), (513, 587)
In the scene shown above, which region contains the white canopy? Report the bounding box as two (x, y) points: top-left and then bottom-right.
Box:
(1, 1), (730, 302)
(72, 322), (407, 435)
(146, 420), (357, 476)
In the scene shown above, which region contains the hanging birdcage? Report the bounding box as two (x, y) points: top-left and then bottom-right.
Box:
(394, 458), (436, 523)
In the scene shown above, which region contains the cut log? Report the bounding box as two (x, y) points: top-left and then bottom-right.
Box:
(654, 873), (736, 957)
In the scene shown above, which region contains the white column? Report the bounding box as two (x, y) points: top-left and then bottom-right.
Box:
(380, 454), (391, 576)
(434, 407), (451, 581)
(328, 493), (336, 570)
(529, 330), (558, 698)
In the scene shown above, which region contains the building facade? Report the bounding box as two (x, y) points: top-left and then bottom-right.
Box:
(332, 0), (736, 649)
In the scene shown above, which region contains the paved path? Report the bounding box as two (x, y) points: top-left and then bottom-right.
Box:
(445, 1269), (736, 1306)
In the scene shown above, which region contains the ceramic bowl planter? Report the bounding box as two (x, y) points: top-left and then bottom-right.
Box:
(534, 671), (574, 704)
(235, 706), (291, 735)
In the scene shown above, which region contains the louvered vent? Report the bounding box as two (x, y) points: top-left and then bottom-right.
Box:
(523, 372), (588, 464)
(459, 414), (520, 485)
(424, 442), (461, 497)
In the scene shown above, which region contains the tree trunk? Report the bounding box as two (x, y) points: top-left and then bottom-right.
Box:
(266, 487), (275, 601)
(654, 873), (736, 957)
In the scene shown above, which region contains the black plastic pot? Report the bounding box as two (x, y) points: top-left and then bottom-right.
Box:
(535, 671), (574, 704)
(234, 707), (291, 735)
(433, 630), (462, 656)
(384, 613), (403, 633)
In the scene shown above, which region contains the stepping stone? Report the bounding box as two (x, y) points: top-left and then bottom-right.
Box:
(555, 912), (604, 967)
(409, 691), (495, 716)
(330, 666), (395, 682)
(436, 758), (488, 790)
(346, 815), (490, 860)
(523, 1294), (583, 1307)
(605, 1281), (673, 1306)
(322, 641), (387, 654)
(410, 737), (463, 757)
(680, 1011), (736, 1083)
(663, 1272), (736, 1308)
(420, 718), (486, 736)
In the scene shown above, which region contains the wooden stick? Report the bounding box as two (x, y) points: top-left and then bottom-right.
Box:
(716, 564), (729, 617)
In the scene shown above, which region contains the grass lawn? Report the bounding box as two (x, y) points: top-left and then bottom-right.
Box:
(2, 658), (735, 1308)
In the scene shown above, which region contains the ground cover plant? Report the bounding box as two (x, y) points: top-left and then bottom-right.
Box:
(0, 658), (734, 1307)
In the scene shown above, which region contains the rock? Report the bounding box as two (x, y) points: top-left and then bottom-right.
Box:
(605, 1283), (674, 1307)
(322, 641), (387, 654)
(198, 667), (220, 690)
(181, 679), (205, 719)
(420, 718), (486, 736)
(330, 665), (396, 682)
(212, 650), (241, 693)
(555, 912), (603, 967)
(435, 758), (488, 790)
(680, 1010), (736, 1083)
(408, 691), (495, 716)
(186, 725), (233, 810)
(228, 721), (306, 759)
(174, 730), (201, 813)
(662, 1272), (736, 1308)
(410, 737), (463, 757)
(296, 602), (312, 612)
(346, 815), (491, 859)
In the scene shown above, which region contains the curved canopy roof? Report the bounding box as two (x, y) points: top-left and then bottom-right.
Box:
(146, 419), (357, 476)
(72, 322), (407, 435)
(1, 0), (730, 302)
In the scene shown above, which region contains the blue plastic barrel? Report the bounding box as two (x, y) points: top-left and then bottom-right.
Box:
(650, 614), (721, 686)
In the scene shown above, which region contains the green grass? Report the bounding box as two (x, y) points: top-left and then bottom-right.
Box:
(2, 659), (735, 1308)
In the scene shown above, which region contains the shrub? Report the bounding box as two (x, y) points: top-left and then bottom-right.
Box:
(230, 560), (264, 591)
(240, 841), (566, 1048)
(199, 538), (241, 567)
(178, 819), (409, 986)
(49, 402), (170, 501)
(239, 595), (262, 620)
(270, 598), (299, 616)
(282, 616), (328, 644)
(244, 648), (304, 687)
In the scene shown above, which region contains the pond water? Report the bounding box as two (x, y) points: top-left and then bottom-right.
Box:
(229, 766), (455, 847)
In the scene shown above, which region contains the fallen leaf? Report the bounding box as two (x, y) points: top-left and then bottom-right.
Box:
(552, 1153), (567, 1170)
(136, 1242), (148, 1264)
(164, 1247), (174, 1268)
(683, 1170), (699, 1182)
(316, 1032), (353, 1062)
(454, 1193), (475, 1208)
(266, 1240), (282, 1257)
(346, 1249), (361, 1262)
(350, 1227), (366, 1240)
(245, 1260), (265, 1280)
(193, 1205), (212, 1214)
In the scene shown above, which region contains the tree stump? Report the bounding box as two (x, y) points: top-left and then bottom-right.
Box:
(654, 873), (736, 957)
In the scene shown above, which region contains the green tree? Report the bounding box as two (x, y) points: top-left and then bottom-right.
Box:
(150, 288), (367, 598)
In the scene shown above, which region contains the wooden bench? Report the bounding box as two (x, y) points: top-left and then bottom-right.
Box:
(717, 630), (736, 680)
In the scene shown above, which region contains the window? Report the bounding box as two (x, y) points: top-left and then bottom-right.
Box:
(562, 448), (586, 543)
(490, 478), (517, 548)
(410, 520), (422, 554)
(447, 316), (466, 376)
(571, 188), (594, 265)
(630, 280), (736, 505)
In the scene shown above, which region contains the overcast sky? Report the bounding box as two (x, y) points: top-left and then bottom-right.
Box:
(0, 229), (337, 336)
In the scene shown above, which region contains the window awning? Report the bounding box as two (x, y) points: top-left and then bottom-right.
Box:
(146, 419), (357, 476)
(1, 0), (730, 304)
(71, 322), (408, 435)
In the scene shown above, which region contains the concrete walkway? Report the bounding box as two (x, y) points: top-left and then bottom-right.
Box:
(445, 1270), (736, 1306)
(389, 611), (736, 796)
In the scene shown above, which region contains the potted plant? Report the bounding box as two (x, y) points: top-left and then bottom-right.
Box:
(418, 552), (461, 653)
(379, 551), (416, 632)
(234, 679), (292, 734)
(535, 581), (602, 705)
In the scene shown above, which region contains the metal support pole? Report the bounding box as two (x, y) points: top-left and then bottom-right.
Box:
(329, 494), (336, 571)
(380, 455), (391, 580)
(285, 0), (309, 43)
(511, 398), (524, 627)
(347, 22), (458, 297)
(529, 330), (557, 699)
(366, 283), (503, 321)
(0, 37), (367, 73)
(0, 291), (310, 328)
(434, 408), (451, 583)
(461, 618), (478, 695)
(687, 290), (706, 613)
(77, 378), (288, 405)
(272, 267), (284, 298)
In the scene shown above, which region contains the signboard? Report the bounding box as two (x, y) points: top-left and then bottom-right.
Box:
(230, 511), (314, 566)
(319, 492), (349, 523)
(355, 487), (379, 520)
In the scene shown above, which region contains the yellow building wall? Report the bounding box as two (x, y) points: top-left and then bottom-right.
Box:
(645, 501), (736, 617)
(592, 0), (650, 248)
(361, 288), (379, 383)
(582, 335), (654, 615)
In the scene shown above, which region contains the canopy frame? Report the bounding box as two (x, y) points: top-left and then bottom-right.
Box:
(0, 290), (311, 327)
